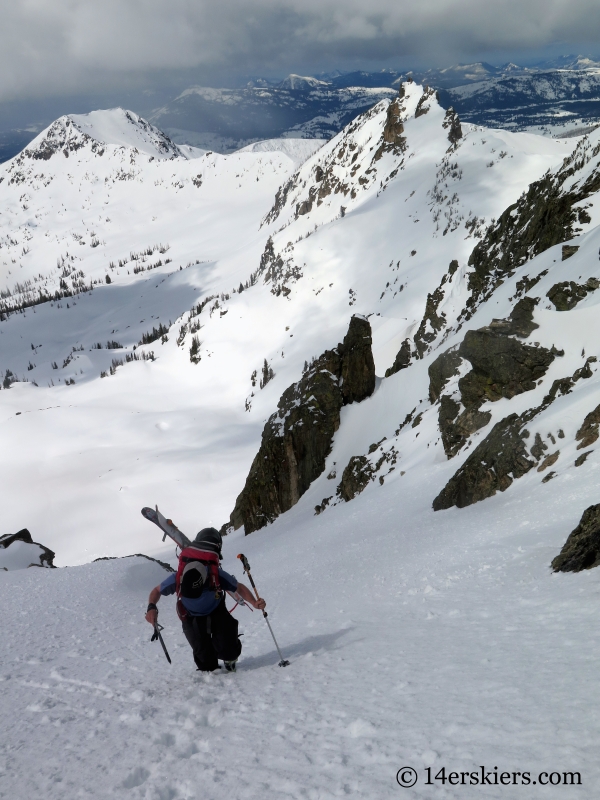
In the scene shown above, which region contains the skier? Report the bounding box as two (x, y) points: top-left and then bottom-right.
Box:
(145, 527), (265, 672)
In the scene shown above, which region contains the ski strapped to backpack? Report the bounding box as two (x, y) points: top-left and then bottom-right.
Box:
(175, 546), (222, 620)
(140, 507), (248, 615)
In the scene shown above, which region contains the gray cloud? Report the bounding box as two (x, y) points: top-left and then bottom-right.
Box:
(3, 0), (600, 102)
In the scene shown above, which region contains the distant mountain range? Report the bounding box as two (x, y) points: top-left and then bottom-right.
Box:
(148, 80), (397, 153)
(2, 56), (600, 161)
(151, 58), (600, 152)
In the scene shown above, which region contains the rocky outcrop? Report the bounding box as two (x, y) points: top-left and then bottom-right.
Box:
(561, 244), (579, 260)
(259, 236), (303, 296)
(575, 403), (600, 449)
(458, 328), (554, 409)
(412, 260), (459, 359)
(382, 96), (406, 146)
(413, 286), (448, 358)
(433, 298), (553, 458)
(434, 347), (600, 507)
(0, 529), (56, 568)
(373, 91), (408, 161)
(229, 316), (376, 533)
(537, 451), (560, 472)
(438, 398), (492, 459)
(339, 316), (376, 403)
(414, 86), (437, 118)
(336, 456), (374, 502)
(552, 504), (600, 572)
(385, 339), (411, 378)
(443, 108), (463, 145)
(428, 346), (462, 403)
(460, 134), (600, 319)
(488, 296), (540, 338)
(433, 413), (535, 510)
(546, 278), (599, 311)
(536, 356), (595, 411)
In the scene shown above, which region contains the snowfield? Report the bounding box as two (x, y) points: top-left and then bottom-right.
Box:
(2, 489), (599, 798)
(2, 85), (600, 798)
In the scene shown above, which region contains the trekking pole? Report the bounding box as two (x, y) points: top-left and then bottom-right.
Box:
(151, 621), (172, 664)
(237, 553), (289, 667)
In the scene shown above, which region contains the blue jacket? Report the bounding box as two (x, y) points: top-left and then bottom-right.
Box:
(159, 568), (238, 616)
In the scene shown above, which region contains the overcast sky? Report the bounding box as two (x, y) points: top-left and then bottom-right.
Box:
(3, 0), (600, 105)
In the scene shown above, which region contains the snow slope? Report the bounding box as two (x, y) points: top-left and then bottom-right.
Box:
(1, 492), (598, 799)
(235, 137), (326, 164)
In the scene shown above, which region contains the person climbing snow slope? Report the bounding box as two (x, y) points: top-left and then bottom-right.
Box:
(145, 527), (265, 672)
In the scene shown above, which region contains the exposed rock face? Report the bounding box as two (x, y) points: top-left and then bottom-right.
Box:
(336, 456), (374, 502)
(413, 285), (447, 358)
(339, 315), (376, 403)
(229, 316), (376, 533)
(575, 403), (600, 449)
(537, 356), (595, 411)
(382, 97), (406, 146)
(385, 338), (411, 378)
(414, 86), (437, 118)
(561, 244), (579, 260)
(537, 451), (559, 472)
(488, 296), (540, 338)
(546, 279), (598, 311)
(435, 341), (600, 507)
(458, 329), (554, 409)
(552, 504), (600, 572)
(433, 413), (535, 510)
(373, 93), (408, 161)
(0, 529), (56, 568)
(438, 398), (492, 458)
(530, 432), (548, 460)
(412, 260), (459, 359)
(443, 108), (463, 145)
(574, 451), (592, 467)
(428, 346), (462, 403)
(432, 298), (552, 458)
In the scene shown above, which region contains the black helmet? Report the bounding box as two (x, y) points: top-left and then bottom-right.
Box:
(193, 527), (222, 557)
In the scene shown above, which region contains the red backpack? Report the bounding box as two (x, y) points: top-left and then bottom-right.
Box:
(175, 546), (222, 620)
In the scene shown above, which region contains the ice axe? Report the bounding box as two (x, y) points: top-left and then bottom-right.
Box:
(151, 621), (172, 664)
(237, 553), (289, 667)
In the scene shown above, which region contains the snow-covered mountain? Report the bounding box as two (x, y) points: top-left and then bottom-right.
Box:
(4, 57), (600, 167)
(4, 84), (600, 797)
(0, 85), (573, 561)
(277, 74), (330, 91)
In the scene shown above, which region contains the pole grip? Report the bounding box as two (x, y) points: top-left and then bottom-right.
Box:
(238, 554), (267, 616)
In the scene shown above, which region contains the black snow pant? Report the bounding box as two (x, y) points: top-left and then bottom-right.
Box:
(181, 598), (241, 671)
